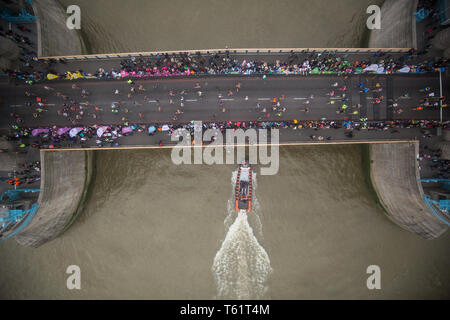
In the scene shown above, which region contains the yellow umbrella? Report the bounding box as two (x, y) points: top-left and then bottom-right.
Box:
(46, 73), (60, 80)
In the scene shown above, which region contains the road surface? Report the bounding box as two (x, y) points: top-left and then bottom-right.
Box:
(0, 74), (447, 130)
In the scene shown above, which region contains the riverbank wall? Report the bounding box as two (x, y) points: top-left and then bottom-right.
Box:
(369, 0), (419, 49)
(31, 0), (85, 57)
(14, 150), (94, 247)
(368, 142), (448, 239)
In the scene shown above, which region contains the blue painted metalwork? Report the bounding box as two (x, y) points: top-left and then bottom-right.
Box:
(1, 204), (37, 226)
(0, 203), (39, 243)
(0, 7), (36, 23)
(414, 8), (430, 22)
(0, 188), (40, 202)
(420, 179), (450, 190)
(423, 195), (450, 226)
(0, 189), (40, 243)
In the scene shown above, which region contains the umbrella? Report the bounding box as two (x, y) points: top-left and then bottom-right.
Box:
(161, 125), (170, 131)
(69, 127), (83, 138)
(376, 67), (385, 74)
(121, 127), (133, 134)
(46, 73), (60, 80)
(148, 126), (156, 134)
(364, 64), (378, 72)
(57, 127), (71, 135)
(72, 71), (83, 79)
(399, 66), (411, 73)
(32, 128), (49, 136)
(96, 126), (109, 137)
(96, 127), (104, 138)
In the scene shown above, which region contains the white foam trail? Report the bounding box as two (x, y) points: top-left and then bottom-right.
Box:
(212, 169), (272, 300)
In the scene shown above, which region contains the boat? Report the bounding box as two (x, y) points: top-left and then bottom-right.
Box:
(235, 162), (253, 213)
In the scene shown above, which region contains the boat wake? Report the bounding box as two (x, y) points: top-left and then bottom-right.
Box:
(212, 170), (272, 300)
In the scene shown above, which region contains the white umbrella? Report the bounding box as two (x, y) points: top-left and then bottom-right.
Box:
(69, 127), (83, 138)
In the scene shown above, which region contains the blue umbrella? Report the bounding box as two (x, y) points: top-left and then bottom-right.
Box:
(148, 126), (156, 134)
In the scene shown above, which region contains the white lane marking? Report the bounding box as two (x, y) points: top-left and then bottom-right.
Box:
(149, 100), (157, 103)
(258, 98), (270, 101)
(294, 98), (308, 100)
(10, 105), (23, 107)
(221, 98), (234, 101)
(186, 99), (198, 102)
(46, 104), (56, 106)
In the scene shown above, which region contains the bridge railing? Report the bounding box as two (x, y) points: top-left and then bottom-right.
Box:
(38, 47), (414, 61)
(0, 7), (36, 23)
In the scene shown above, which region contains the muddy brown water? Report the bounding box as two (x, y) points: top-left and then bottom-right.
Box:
(57, 0), (383, 54)
(1, 145), (449, 299)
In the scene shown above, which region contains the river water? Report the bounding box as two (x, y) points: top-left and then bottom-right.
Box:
(57, 0), (383, 54)
(1, 145), (449, 299)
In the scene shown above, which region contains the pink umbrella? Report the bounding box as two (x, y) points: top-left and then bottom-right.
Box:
(96, 126), (110, 137)
(32, 128), (49, 136)
(57, 127), (71, 135)
(121, 127), (133, 134)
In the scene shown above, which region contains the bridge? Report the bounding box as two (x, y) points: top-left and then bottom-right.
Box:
(1, 48), (448, 134)
(1, 72), (447, 147)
